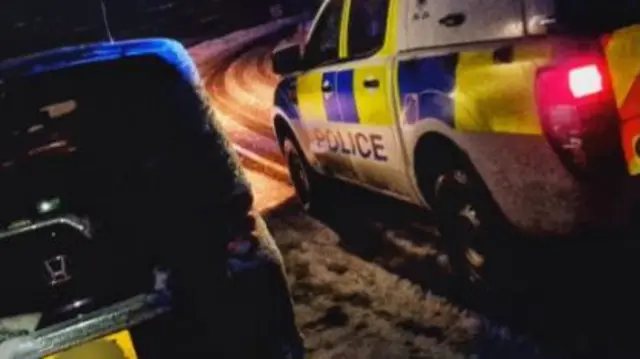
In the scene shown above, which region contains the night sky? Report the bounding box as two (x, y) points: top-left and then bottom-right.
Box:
(0, 0), (309, 60)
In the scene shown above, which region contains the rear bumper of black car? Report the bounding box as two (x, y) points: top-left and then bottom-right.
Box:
(2, 293), (171, 359)
(1, 286), (304, 359)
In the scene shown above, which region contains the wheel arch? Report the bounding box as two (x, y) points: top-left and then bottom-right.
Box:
(272, 109), (317, 167)
(273, 113), (294, 150)
(412, 131), (472, 205)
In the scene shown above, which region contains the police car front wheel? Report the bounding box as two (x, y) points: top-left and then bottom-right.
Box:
(284, 138), (316, 212)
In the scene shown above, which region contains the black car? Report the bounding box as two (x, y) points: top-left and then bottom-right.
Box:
(0, 38), (303, 359)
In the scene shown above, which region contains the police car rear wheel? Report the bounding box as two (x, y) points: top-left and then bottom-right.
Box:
(429, 162), (509, 297)
(435, 170), (489, 281)
(284, 138), (314, 212)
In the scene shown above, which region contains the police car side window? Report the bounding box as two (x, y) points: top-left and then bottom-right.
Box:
(347, 0), (389, 58)
(304, 0), (344, 68)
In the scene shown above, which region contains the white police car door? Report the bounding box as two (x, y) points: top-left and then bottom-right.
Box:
(333, 0), (415, 198)
(297, 0), (361, 180)
(406, 0), (525, 49)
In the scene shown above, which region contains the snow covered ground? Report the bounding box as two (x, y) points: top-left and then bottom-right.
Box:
(265, 200), (553, 359)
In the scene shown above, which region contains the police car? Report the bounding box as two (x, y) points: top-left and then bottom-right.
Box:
(272, 0), (640, 282)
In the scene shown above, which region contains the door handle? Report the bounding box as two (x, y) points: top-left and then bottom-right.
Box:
(493, 45), (514, 64)
(439, 12), (466, 27)
(363, 78), (380, 89)
(321, 81), (333, 93)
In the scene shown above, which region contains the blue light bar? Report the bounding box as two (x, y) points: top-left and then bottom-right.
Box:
(0, 38), (200, 85)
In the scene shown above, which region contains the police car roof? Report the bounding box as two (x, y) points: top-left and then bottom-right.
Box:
(0, 38), (199, 85)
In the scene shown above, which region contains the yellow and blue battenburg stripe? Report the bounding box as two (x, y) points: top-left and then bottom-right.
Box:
(397, 54), (458, 128)
(296, 72), (326, 123)
(396, 43), (550, 135)
(275, 76), (301, 121)
(333, 70), (360, 124)
(322, 72), (342, 122)
(286, 69), (382, 125)
(285, 42), (548, 134)
(297, 70), (371, 125)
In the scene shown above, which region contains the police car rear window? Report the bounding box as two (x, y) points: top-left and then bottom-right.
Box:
(553, 0), (640, 35)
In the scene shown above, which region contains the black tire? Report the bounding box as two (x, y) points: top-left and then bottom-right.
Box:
(416, 142), (511, 297)
(283, 136), (325, 213)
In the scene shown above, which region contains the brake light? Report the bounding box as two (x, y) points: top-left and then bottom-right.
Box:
(535, 56), (623, 178)
(569, 65), (603, 98)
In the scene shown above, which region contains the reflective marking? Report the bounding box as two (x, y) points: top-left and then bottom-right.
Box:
(312, 128), (388, 161)
(397, 55), (457, 127)
(605, 25), (640, 111)
(297, 72), (328, 123)
(379, 0), (399, 56)
(322, 72), (342, 122)
(621, 78), (640, 121)
(354, 65), (392, 126)
(275, 78), (299, 121)
(454, 45), (546, 134)
(12, 294), (168, 358)
(336, 70), (359, 123)
(45, 330), (139, 359)
(397, 43), (551, 134)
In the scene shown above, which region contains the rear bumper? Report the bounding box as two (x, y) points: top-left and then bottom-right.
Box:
(2, 287), (305, 359)
(3, 293), (171, 359)
(464, 132), (640, 236)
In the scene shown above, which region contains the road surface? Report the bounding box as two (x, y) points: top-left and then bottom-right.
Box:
(198, 43), (292, 213)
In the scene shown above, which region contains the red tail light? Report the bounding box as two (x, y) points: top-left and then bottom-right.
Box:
(535, 56), (624, 177)
(569, 65), (604, 99)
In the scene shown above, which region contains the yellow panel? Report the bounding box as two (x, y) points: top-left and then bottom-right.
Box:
(297, 72), (328, 123)
(354, 65), (394, 126)
(453, 43), (552, 135)
(379, 0), (399, 56)
(605, 25), (640, 108)
(45, 330), (138, 359)
(516, 42), (553, 64)
(339, 0), (351, 58)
